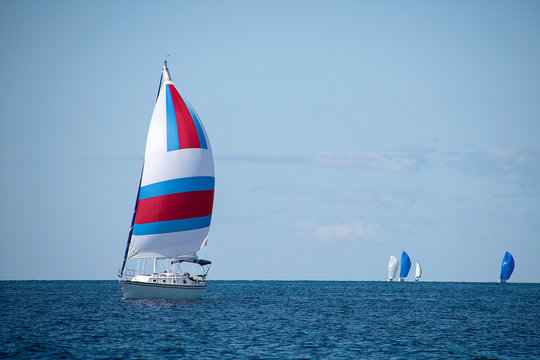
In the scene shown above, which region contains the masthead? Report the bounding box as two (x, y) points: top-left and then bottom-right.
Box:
(162, 59), (171, 81)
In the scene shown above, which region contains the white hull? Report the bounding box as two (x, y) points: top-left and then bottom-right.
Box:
(120, 280), (206, 300)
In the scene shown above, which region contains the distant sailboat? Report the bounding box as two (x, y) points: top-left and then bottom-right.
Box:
(415, 261), (422, 281)
(499, 251), (515, 283)
(399, 251), (411, 282)
(118, 61), (215, 300)
(387, 256), (399, 282)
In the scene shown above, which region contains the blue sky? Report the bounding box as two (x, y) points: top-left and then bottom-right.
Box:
(1, 0), (539, 281)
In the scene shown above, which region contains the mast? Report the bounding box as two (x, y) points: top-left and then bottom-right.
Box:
(119, 61), (169, 277)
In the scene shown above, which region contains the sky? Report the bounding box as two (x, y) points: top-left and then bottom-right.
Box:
(1, 0), (539, 282)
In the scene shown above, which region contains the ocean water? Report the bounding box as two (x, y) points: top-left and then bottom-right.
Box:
(1, 281), (539, 359)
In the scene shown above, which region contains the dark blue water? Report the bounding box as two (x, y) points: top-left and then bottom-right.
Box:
(1, 281), (539, 359)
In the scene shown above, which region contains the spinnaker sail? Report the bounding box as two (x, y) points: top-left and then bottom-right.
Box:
(388, 256), (399, 281)
(120, 61), (214, 267)
(118, 61), (214, 300)
(400, 251), (411, 280)
(415, 260), (422, 281)
(500, 251), (515, 282)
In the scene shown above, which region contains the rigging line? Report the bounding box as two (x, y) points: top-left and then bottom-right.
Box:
(156, 72), (163, 103)
(119, 163), (144, 277)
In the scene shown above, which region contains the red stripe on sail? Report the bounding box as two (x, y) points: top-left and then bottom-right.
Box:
(135, 190), (214, 224)
(169, 85), (201, 149)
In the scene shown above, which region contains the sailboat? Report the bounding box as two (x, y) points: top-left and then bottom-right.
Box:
(118, 61), (215, 300)
(499, 251), (515, 283)
(414, 260), (422, 281)
(399, 251), (411, 282)
(387, 256), (399, 281)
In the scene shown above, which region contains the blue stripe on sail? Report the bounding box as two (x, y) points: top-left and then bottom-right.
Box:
(139, 177), (215, 200)
(166, 85), (180, 151)
(185, 101), (207, 149)
(133, 215), (212, 236)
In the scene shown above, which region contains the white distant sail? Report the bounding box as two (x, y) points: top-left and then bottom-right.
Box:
(388, 256), (399, 281)
(415, 261), (422, 281)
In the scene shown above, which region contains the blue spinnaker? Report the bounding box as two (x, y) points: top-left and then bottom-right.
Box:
(500, 251), (515, 281)
(400, 251), (411, 278)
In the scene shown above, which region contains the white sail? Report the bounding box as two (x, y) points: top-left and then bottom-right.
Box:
(415, 261), (422, 280)
(126, 63), (215, 259)
(388, 255), (399, 281)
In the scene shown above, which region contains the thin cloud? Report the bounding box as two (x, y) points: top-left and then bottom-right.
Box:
(447, 147), (540, 192)
(217, 147), (433, 172)
(215, 154), (304, 164)
(306, 151), (419, 171)
(254, 184), (393, 206)
(294, 221), (381, 242)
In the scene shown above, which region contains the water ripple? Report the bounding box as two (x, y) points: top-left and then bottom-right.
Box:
(0, 281), (539, 359)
